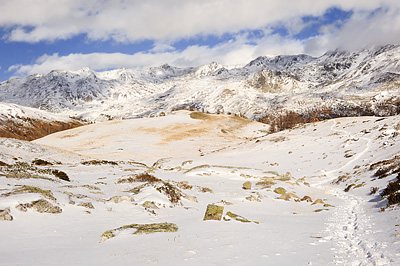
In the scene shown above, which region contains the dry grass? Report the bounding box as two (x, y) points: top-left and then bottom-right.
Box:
(190, 112), (210, 120)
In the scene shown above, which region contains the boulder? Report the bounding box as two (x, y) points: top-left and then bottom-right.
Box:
(242, 181), (252, 190)
(278, 193), (299, 201)
(301, 196), (312, 202)
(311, 199), (325, 205)
(0, 208), (13, 221)
(142, 201), (159, 209)
(109, 195), (134, 203)
(15, 203), (31, 212)
(203, 204), (224, 221)
(224, 211), (251, 223)
(274, 187), (286, 195)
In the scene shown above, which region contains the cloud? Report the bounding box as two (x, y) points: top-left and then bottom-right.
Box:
(3, 0), (400, 79)
(304, 6), (400, 54)
(1, 0), (398, 43)
(8, 32), (305, 77)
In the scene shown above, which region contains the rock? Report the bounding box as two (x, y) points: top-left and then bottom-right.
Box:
(242, 181), (252, 190)
(278, 193), (299, 201)
(142, 201), (159, 209)
(203, 204), (224, 221)
(15, 203), (31, 212)
(183, 195), (198, 202)
(273, 187), (286, 195)
(0, 208), (13, 221)
(311, 199), (325, 205)
(78, 202), (95, 209)
(224, 211), (251, 223)
(301, 196), (312, 202)
(31, 199), (62, 214)
(99, 222), (178, 243)
(109, 195), (134, 203)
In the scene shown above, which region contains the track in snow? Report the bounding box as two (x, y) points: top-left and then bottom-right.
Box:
(317, 120), (391, 265)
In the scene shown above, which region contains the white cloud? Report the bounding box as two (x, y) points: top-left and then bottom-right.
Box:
(8, 32), (306, 77)
(0, 0), (398, 43)
(3, 0), (400, 79)
(304, 6), (400, 54)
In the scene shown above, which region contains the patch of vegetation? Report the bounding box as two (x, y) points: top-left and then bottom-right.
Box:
(81, 160), (118, 166)
(381, 179), (400, 206)
(200, 187), (213, 193)
(256, 180), (276, 188)
(156, 182), (182, 204)
(99, 222), (178, 243)
(344, 184), (355, 192)
(31, 199), (62, 213)
(0, 161), (9, 167)
(32, 159), (53, 166)
(3, 185), (56, 201)
(2, 167), (57, 182)
(117, 173), (161, 184)
(82, 184), (101, 191)
(78, 202), (95, 209)
(269, 136), (286, 142)
(52, 169), (70, 182)
(370, 187), (379, 195)
(190, 111), (210, 120)
(332, 173), (351, 185)
(370, 156), (400, 179)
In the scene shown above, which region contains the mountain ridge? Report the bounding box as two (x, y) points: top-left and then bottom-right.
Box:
(0, 44), (399, 123)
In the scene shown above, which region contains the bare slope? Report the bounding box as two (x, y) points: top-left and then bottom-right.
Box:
(0, 103), (85, 141)
(34, 111), (268, 163)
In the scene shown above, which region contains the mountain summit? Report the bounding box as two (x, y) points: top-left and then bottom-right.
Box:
(0, 45), (399, 122)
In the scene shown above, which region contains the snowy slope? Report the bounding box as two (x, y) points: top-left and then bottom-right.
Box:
(0, 102), (84, 140)
(1, 111), (399, 265)
(0, 45), (399, 122)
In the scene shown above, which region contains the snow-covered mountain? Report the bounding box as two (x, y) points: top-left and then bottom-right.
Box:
(0, 45), (399, 122)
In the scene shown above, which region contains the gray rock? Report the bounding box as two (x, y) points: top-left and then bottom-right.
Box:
(0, 208), (13, 221)
(109, 195), (134, 203)
(15, 203), (30, 212)
(142, 201), (159, 209)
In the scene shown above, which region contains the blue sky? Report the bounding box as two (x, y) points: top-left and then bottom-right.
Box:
(0, 0), (399, 82)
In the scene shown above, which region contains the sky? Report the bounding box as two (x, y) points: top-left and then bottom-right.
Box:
(0, 0), (399, 82)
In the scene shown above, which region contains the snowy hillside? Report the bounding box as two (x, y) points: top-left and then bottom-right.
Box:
(1, 110), (400, 265)
(0, 45), (399, 122)
(0, 102), (84, 140)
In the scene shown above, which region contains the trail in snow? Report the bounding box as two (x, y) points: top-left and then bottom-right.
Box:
(316, 120), (391, 265)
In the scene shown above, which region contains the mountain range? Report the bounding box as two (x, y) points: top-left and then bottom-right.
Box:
(0, 44), (399, 138)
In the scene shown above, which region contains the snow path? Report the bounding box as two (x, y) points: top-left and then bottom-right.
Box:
(317, 120), (390, 265)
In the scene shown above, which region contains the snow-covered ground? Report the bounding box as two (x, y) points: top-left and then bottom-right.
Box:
(0, 111), (399, 265)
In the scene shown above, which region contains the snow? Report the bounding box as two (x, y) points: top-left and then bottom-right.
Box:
(1, 110), (400, 265)
(0, 45), (399, 122)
